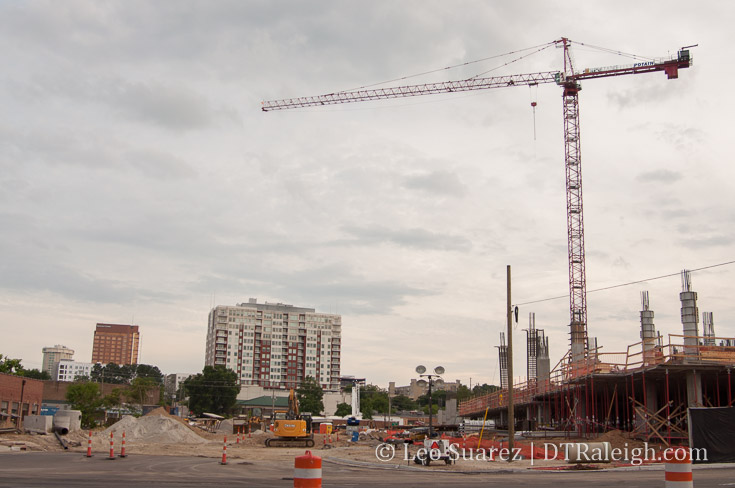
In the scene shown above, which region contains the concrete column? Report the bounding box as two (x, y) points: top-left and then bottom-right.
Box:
(686, 370), (703, 407)
(537, 402), (546, 425)
(640, 291), (656, 364)
(645, 379), (658, 413)
(680, 270), (699, 356)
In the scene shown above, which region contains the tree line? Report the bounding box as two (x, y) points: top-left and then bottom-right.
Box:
(0, 353), (51, 380)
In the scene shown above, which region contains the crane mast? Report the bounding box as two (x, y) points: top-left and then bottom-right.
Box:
(560, 38), (588, 362)
(262, 38), (692, 363)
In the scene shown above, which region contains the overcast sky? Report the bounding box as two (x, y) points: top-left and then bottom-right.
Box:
(1, 1), (732, 389)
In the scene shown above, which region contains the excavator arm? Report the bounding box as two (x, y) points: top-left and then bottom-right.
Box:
(287, 388), (299, 419)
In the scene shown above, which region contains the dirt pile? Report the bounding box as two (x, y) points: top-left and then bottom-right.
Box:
(216, 419), (233, 433)
(595, 429), (647, 451)
(105, 415), (207, 444)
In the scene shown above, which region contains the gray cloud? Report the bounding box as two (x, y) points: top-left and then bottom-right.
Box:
(123, 149), (197, 180)
(0, 124), (196, 180)
(109, 81), (216, 131)
(612, 256), (631, 269)
(0, 210), (178, 303)
(403, 170), (467, 197)
(188, 262), (432, 316)
(680, 235), (732, 249)
(342, 225), (472, 252)
(1, 1), (733, 386)
(636, 169), (682, 184)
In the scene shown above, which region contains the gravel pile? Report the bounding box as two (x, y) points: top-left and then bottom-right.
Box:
(105, 415), (207, 444)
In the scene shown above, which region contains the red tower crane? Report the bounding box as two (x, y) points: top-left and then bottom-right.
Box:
(262, 38), (693, 363)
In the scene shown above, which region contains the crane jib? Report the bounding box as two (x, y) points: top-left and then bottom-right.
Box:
(261, 71), (560, 111)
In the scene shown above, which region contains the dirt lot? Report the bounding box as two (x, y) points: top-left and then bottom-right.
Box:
(0, 412), (661, 472)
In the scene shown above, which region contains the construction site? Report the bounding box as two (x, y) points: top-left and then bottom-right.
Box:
(261, 37), (735, 463)
(460, 270), (735, 455)
(2, 20), (733, 484)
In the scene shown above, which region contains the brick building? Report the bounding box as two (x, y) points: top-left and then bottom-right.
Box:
(91, 323), (140, 365)
(0, 373), (44, 428)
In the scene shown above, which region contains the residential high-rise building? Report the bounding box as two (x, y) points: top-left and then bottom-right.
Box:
(205, 298), (341, 392)
(91, 323), (140, 365)
(41, 345), (74, 377)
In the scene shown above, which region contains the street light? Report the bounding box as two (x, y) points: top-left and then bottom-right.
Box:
(416, 365), (444, 438)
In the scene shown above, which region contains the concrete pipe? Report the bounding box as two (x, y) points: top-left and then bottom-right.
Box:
(53, 417), (70, 435)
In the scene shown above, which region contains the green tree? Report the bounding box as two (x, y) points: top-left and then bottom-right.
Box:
(367, 394), (389, 415)
(66, 381), (103, 428)
(472, 383), (500, 396)
(90, 363), (128, 384)
(90, 363), (164, 385)
(102, 387), (124, 410)
(334, 402), (351, 417)
(421, 404), (439, 415)
(456, 384), (472, 402)
(133, 364), (164, 384)
(0, 354), (24, 374)
(418, 389), (447, 408)
(390, 394), (418, 412)
(296, 376), (324, 415)
(125, 377), (159, 412)
(18, 368), (51, 380)
(359, 385), (389, 418)
(90, 363), (104, 382)
(183, 366), (239, 416)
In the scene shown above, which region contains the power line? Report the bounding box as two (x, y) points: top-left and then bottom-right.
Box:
(515, 259), (735, 307)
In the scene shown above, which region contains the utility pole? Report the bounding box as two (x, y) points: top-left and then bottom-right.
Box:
(387, 394), (392, 428)
(506, 265), (514, 458)
(17, 379), (26, 430)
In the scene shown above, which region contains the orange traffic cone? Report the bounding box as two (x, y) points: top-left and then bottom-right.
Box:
(220, 436), (228, 465)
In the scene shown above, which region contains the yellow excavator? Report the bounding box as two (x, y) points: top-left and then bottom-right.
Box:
(264, 389), (314, 448)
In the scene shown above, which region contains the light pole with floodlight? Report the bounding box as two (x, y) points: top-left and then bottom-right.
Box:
(416, 365), (444, 438)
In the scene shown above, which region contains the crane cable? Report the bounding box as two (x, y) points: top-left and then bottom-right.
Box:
(469, 43), (555, 79)
(529, 83), (538, 141)
(341, 41), (556, 92)
(570, 40), (656, 62)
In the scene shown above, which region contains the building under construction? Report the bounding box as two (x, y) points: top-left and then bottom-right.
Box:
(459, 270), (735, 449)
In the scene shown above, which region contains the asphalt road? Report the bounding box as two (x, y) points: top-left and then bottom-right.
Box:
(1, 452), (734, 487)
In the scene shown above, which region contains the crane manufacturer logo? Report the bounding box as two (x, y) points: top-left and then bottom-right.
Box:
(584, 60), (657, 75)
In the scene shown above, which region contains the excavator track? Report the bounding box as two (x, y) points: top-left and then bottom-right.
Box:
(264, 437), (315, 448)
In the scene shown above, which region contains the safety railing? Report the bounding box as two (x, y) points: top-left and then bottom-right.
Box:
(459, 333), (735, 416)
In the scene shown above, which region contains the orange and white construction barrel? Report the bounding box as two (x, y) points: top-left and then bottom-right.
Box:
(85, 430), (93, 457)
(119, 431), (127, 458)
(220, 435), (228, 465)
(294, 450), (321, 488)
(107, 432), (116, 460)
(665, 447), (693, 488)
